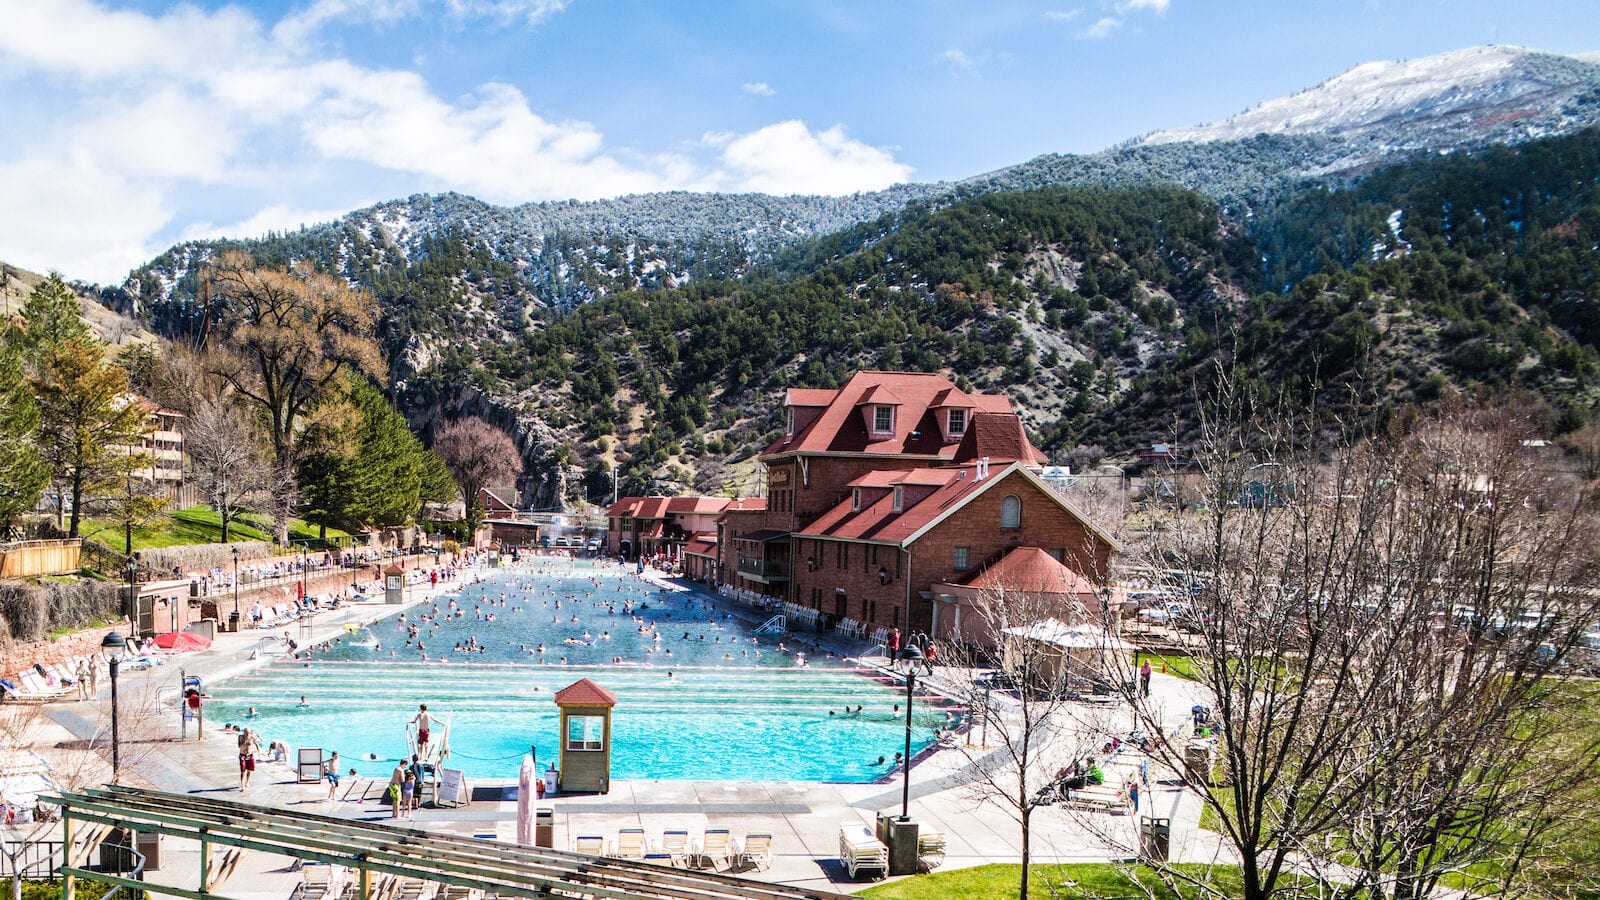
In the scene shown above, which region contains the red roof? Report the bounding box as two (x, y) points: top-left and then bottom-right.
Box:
(796, 462), (1121, 552)
(683, 535), (718, 557)
(951, 412), (1049, 465)
(665, 497), (732, 514)
(953, 546), (1098, 595)
(553, 677), (618, 707)
(786, 388), (836, 407)
(767, 371), (1026, 459)
(609, 495), (736, 518)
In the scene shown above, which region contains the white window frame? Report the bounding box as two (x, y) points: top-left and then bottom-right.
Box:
(566, 714), (605, 751)
(1001, 494), (1021, 529)
(948, 408), (967, 436)
(873, 405), (894, 434)
(852, 488), (862, 511)
(892, 486), (904, 513)
(785, 406), (794, 434)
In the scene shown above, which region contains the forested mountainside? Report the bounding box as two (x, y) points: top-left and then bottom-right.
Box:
(117, 128), (1600, 507)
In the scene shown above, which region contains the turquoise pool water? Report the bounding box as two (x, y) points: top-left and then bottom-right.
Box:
(205, 561), (949, 782)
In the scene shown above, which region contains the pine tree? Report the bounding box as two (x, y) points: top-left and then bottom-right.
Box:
(0, 341), (48, 536)
(14, 273), (90, 356)
(32, 337), (153, 537)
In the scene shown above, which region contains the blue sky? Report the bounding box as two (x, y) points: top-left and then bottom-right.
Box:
(3, 0), (1599, 283)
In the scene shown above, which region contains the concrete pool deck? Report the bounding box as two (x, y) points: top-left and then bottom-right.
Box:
(21, 558), (1220, 895)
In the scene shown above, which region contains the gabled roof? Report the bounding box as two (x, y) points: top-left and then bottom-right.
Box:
(848, 468), (956, 489)
(951, 412), (1049, 465)
(683, 534), (718, 557)
(479, 487), (517, 511)
(553, 677), (617, 707)
(796, 461), (1122, 553)
(767, 371), (1034, 459)
(665, 496), (732, 514)
(786, 388), (836, 408)
(954, 546), (1098, 596)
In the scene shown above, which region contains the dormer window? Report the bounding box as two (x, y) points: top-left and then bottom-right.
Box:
(852, 488), (862, 511)
(785, 406), (794, 434)
(873, 405), (895, 434)
(948, 408), (967, 437)
(892, 486), (904, 512)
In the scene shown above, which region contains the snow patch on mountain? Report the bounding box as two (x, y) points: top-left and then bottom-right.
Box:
(1143, 46), (1600, 148)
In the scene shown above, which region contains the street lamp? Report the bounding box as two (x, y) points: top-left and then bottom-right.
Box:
(100, 631), (126, 782)
(231, 545), (240, 626)
(897, 644), (924, 821)
(125, 552), (140, 638)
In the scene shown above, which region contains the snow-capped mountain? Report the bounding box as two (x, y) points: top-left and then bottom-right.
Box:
(1142, 46), (1600, 150)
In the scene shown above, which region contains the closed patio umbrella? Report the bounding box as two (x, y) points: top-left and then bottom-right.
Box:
(516, 753), (535, 845)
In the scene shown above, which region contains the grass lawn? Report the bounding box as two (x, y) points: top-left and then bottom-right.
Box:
(856, 863), (1245, 899)
(78, 506), (350, 551)
(1136, 651), (1202, 682)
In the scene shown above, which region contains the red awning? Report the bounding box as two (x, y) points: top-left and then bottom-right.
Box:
(151, 631), (211, 652)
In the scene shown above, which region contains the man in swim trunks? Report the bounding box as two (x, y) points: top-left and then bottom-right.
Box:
(411, 704), (433, 752)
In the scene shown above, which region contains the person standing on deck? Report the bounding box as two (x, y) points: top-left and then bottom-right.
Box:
(410, 704), (434, 754)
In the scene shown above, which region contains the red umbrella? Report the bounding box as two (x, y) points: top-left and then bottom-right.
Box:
(151, 631), (212, 652)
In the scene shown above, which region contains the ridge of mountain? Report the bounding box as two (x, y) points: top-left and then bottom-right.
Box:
(128, 45), (1600, 317)
(1142, 46), (1600, 149)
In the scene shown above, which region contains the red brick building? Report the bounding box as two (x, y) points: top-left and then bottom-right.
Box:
(718, 370), (1119, 637)
(606, 495), (763, 563)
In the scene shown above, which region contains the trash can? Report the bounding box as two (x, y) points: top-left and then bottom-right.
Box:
(535, 807), (554, 848)
(1184, 741), (1215, 786)
(101, 828), (162, 871)
(1140, 817), (1171, 862)
(228, 611), (240, 633)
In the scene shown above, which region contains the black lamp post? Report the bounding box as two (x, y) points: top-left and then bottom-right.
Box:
(897, 644), (924, 821)
(100, 631), (126, 782)
(125, 552), (140, 638)
(231, 545), (241, 632)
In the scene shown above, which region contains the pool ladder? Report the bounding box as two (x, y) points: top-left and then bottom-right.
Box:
(753, 614), (787, 635)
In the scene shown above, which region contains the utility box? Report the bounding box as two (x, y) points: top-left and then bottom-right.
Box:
(553, 677), (617, 794)
(535, 807), (554, 848)
(101, 828), (161, 871)
(1184, 741), (1216, 786)
(1140, 817), (1171, 862)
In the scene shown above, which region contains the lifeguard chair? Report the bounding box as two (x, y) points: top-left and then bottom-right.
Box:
(553, 678), (617, 794)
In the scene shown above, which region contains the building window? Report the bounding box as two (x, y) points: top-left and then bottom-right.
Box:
(785, 406), (794, 434)
(852, 488), (862, 511)
(892, 486), (904, 512)
(873, 405), (894, 433)
(566, 715), (605, 751)
(948, 408), (967, 436)
(1048, 549), (1065, 562)
(953, 546), (969, 571)
(1001, 494), (1021, 529)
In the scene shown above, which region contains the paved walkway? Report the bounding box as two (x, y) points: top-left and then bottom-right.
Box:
(15, 561), (1227, 896)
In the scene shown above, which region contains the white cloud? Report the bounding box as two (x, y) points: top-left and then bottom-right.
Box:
(178, 204), (355, 243)
(1080, 16), (1122, 38)
(1117, 0), (1169, 12)
(714, 121), (913, 196)
(0, 0), (910, 282)
(1044, 8), (1083, 21)
(274, 0), (567, 43)
(742, 82), (776, 96)
(942, 48), (974, 72)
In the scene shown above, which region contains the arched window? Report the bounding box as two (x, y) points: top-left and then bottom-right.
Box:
(1000, 494), (1021, 529)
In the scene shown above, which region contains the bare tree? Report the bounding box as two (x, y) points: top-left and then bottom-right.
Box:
(432, 417), (521, 536)
(1095, 384), (1600, 900)
(938, 574), (1126, 900)
(185, 397), (269, 542)
(204, 252), (381, 543)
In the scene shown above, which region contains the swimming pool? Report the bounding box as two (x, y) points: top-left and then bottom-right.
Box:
(205, 561), (950, 782)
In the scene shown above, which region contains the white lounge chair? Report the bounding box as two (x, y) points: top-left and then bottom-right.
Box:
(572, 835), (605, 855)
(737, 833), (772, 871)
(654, 829), (689, 866)
(917, 831), (946, 870)
(695, 829), (732, 870)
(611, 827), (646, 859)
(837, 822), (888, 880)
